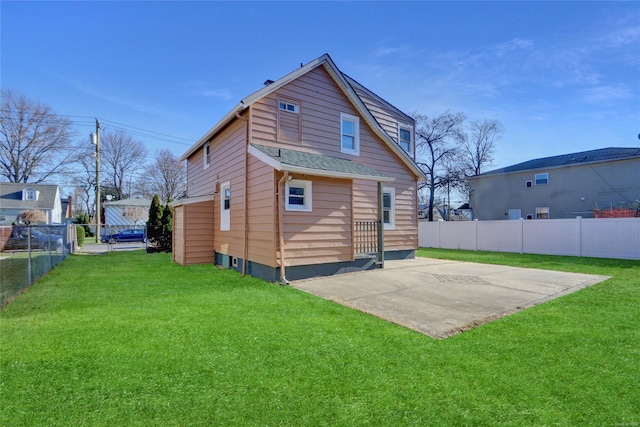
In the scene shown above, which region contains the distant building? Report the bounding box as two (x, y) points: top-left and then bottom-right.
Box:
(103, 198), (151, 226)
(0, 183), (63, 225)
(468, 147), (640, 220)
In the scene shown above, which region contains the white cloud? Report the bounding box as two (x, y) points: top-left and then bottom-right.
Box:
(582, 84), (634, 104)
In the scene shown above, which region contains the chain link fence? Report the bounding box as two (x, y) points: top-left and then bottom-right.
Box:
(1, 223), (174, 309)
(0, 224), (75, 309)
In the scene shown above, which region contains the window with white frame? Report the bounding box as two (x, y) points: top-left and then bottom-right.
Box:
(285, 179), (312, 212)
(340, 113), (360, 155)
(25, 190), (36, 201)
(535, 172), (548, 185)
(382, 187), (395, 230)
(220, 181), (230, 230)
(279, 100), (299, 114)
(535, 207), (549, 219)
(398, 124), (413, 154)
(204, 142), (211, 169)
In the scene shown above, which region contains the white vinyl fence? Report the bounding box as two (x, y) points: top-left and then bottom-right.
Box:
(419, 217), (640, 260)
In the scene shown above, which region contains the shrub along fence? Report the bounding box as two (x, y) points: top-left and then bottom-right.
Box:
(419, 217), (640, 260)
(0, 224), (75, 309)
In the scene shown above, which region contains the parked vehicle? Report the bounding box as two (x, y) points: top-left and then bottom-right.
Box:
(31, 229), (64, 250)
(101, 228), (146, 244)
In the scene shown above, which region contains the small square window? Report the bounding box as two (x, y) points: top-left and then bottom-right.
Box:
(526, 180), (532, 188)
(535, 207), (549, 219)
(535, 173), (548, 185)
(285, 179), (312, 212)
(279, 101), (299, 114)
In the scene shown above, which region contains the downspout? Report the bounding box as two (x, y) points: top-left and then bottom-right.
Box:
(236, 111), (250, 277)
(277, 171), (290, 285)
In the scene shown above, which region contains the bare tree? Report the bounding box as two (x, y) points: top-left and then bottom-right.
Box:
(460, 119), (502, 176)
(414, 111), (466, 221)
(0, 90), (77, 183)
(19, 209), (46, 225)
(100, 129), (147, 200)
(71, 146), (97, 215)
(143, 149), (186, 203)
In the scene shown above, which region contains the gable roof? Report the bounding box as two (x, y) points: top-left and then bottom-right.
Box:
(180, 53), (424, 179)
(0, 182), (60, 210)
(471, 147), (640, 178)
(249, 144), (395, 182)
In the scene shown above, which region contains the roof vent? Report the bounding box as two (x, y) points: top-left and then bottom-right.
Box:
(264, 79), (274, 86)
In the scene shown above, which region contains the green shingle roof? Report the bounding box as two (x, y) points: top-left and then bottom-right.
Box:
(250, 144), (394, 182)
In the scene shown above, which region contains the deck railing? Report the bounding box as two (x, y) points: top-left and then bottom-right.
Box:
(355, 220), (380, 255)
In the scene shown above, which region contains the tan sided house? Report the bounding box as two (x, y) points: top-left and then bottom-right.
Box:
(174, 54), (424, 282)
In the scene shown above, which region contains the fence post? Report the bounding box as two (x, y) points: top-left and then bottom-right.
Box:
(520, 218), (524, 254)
(27, 227), (33, 285)
(577, 216), (582, 257)
(474, 219), (478, 251)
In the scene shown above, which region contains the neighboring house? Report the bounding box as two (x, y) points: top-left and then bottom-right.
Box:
(467, 147), (640, 220)
(174, 53), (425, 282)
(0, 183), (63, 225)
(61, 196), (73, 222)
(103, 198), (151, 226)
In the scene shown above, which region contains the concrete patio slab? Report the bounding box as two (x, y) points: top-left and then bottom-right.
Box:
(291, 257), (610, 339)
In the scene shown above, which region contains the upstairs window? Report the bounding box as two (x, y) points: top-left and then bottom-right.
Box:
(277, 98), (301, 143)
(535, 173), (548, 185)
(25, 190), (36, 201)
(285, 179), (312, 212)
(398, 124), (413, 155)
(279, 101), (299, 114)
(340, 113), (360, 156)
(204, 142), (211, 169)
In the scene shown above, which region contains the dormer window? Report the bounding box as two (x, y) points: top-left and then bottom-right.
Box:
(398, 124), (413, 155)
(23, 188), (38, 201)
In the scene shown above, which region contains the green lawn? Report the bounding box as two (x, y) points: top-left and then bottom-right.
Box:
(1, 249), (638, 426)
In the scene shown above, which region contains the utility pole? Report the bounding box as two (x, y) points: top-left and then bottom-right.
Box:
(94, 119), (101, 243)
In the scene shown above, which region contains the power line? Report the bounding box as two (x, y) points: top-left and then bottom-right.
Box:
(1, 109), (194, 147)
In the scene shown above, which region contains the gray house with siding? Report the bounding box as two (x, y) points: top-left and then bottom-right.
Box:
(467, 147), (640, 220)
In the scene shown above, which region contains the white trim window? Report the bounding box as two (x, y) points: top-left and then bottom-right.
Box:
(382, 187), (395, 230)
(279, 100), (299, 114)
(285, 179), (312, 212)
(398, 124), (413, 155)
(204, 142), (211, 169)
(340, 113), (360, 156)
(220, 181), (230, 230)
(535, 173), (548, 185)
(535, 207), (550, 219)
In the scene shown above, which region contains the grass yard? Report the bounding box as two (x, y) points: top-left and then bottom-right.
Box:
(0, 249), (638, 426)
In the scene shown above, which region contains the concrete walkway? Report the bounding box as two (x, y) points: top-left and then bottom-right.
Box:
(291, 257), (610, 339)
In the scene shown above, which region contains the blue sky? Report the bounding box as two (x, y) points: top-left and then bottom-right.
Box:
(2, 1), (639, 174)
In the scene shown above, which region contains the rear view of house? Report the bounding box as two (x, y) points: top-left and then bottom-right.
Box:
(173, 54), (424, 282)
